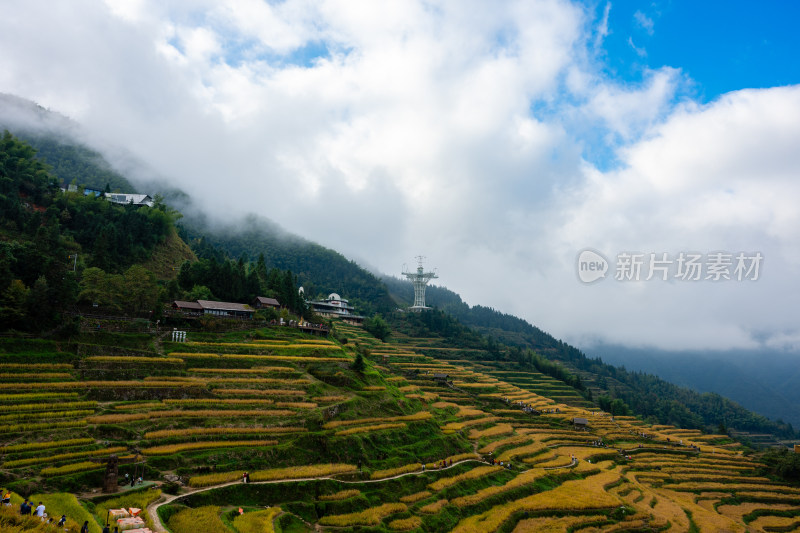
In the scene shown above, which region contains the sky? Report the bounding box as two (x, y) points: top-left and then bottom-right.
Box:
(1, 0), (799, 353)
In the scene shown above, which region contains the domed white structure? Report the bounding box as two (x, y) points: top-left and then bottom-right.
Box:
(307, 293), (364, 324)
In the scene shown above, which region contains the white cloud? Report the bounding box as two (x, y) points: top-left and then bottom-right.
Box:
(634, 10), (655, 35)
(0, 0), (797, 354)
(594, 2), (612, 48)
(627, 36), (647, 57)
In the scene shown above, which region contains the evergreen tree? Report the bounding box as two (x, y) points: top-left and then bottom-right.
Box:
(352, 350), (366, 373)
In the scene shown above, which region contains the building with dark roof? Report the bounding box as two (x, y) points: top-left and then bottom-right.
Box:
(252, 296), (281, 309)
(196, 300), (255, 318)
(572, 417), (589, 428)
(172, 300), (203, 313)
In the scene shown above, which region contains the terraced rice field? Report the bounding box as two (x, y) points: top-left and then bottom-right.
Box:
(0, 326), (794, 532)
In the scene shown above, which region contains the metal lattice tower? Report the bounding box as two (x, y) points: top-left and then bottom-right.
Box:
(402, 256), (438, 311)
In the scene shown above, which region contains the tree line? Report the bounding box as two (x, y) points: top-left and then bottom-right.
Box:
(175, 254), (310, 318)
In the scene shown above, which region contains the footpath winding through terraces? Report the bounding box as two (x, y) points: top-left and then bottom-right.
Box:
(146, 457), (581, 532)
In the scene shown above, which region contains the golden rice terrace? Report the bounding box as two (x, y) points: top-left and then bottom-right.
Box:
(0, 325), (797, 533)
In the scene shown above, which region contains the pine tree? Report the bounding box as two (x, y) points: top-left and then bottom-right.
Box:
(352, 351), (365, 373)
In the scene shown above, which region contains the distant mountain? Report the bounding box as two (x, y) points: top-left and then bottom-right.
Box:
(589, 345), (800, 428)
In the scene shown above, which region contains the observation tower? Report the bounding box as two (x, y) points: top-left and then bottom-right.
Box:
(402, 256), (438, 311)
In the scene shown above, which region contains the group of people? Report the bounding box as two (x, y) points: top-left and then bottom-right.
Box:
(17, 499), (47, 520)
(16, 498), (71, 528)
(483, 453), (513, 469)
(421, 458), (453, 472)
(123, 473), (144, 487)
(242, 471), (251, 483)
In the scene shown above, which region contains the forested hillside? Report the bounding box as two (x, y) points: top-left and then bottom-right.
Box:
(178, 215), (395, 316)
(383, 276), (799, 440)
(0, 132), (307, 328)
(0, 93), (135, 192)
(0, 131), (177, 330)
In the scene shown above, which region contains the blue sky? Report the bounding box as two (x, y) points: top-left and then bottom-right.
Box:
(597, 0), (800, 102)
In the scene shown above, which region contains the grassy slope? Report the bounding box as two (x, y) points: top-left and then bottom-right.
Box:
(140, 227), (197, 280)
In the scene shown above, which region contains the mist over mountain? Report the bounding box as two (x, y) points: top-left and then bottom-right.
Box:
(589, 344), (800, 428)
(2, 93), (798, 442)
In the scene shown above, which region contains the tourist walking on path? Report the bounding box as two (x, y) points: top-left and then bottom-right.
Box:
(81, 520), (90, 533)
(35, 501), (45, 520)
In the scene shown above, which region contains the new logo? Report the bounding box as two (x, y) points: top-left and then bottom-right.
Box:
(577, 249), (608, 283)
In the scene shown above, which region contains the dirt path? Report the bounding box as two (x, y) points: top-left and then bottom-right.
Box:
(147, 459), (482, 532)
(146, 456), (581, 532)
